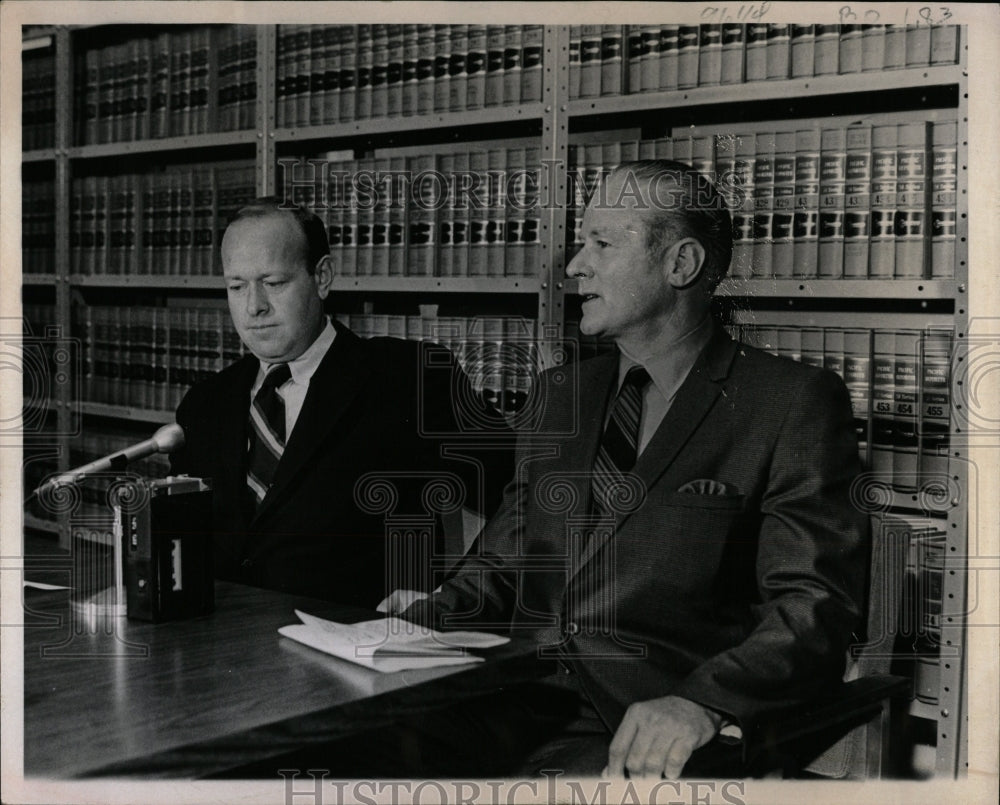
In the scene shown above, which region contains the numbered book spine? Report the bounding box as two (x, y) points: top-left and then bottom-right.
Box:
(931, 121), (958, 279)
(813, 24), (840, 75)
(658, 25), (680, 90)
(698, 24), (722, 87)
(919, 328), (954, 484)
(870, 329), (896, 480)
(818, 126), (847, 278)
(770, 130), (796, 278)
(790, 24), (815, 78)
(751, 131), (776, 278)
(843, 328), (872, 466)
(869, 124), (898, 278)
(892, 329), (922, 491)
(793, 128), (821, 278)
(720, 23), (745, 84)
(730, 133), (756, 279)
(766, 23), (791, 80)
(895, 122), (932, 279)
(843, 124), (873, 278)
(745, 24), (768, 82)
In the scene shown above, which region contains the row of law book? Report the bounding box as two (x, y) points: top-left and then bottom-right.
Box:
(730, 323), (955, 492)
(69, 302), (540, 417)
(333, 312), (539, 416)
(23, 49), (56, 150)
(291, 148), (541, 278)
(569, 120), (958, 280)
(276, 24), (543, 129)
(569, 24), (962, 98)
(73, 25), (257, 145)
(69, 164), (256, 277)
(871, 511), (949, 705)
(23, 179), (56, 274)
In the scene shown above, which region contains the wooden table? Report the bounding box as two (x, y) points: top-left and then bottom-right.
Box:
(22, 581), (549, 779)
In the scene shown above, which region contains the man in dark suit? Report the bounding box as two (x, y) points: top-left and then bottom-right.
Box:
(386, 161), (868, 778)
(170, 199), (511, 609)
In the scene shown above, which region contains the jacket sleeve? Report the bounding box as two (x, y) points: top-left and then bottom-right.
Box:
(670, 369), (869, 729)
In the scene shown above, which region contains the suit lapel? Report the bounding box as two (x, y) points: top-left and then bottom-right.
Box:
(253, 322), (373, 524)
(216, 356), (258, 534)
(576, 324), (739, 568)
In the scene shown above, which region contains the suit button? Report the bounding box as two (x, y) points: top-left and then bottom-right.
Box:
(566, 621), (580, 635)
(241, 559), (253, 569)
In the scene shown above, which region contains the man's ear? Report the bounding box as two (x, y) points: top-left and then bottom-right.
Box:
(665, 239), (706, 290)
(314, 255), (334, 299)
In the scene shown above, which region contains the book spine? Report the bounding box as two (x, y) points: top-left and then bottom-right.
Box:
(275, 26), (292, 128)
(766, 23), (791, 80)
(730, 133), (756, 279)
(770, 130), (796, 278)
(931, 121), (958, 279)
(178, 170), (194, 277)
(823, 328), (846, 383)
(371, 25), (388, 117)
(339, 26), (357, 122)
(311, 25), (329, 125)
(919, 328), (953, 484)
(600, 26), (623, 96)
(400, 25), (419, 117)
(698, 24), (722, 86)
(930, 25), (959, 65)
(861, 24), (886, 72)
(389, 156), (406, 277)
(627, 26), (643, 93)
(750, 132), (775, 278)
(720, 23), (745, 85)
(521, 24), (543, 102)
(803, 327), (828, 368)
(676, 25), (699, 89)
(892, 329), (921, 491)
(193, 168), (214, 275)
(407, 154), (437, 277)
(790, 24), (815, 78)
(97, 45), (113, 143)
(485, 25), (505, 106)
(579, 26), (602, 98)
(296, 26), (314, 127)
(136, 37), (152, 140)
(792, 128), (821, 278)
(818, 126), (847, 278)
(523, 146), (541, 278)
(567, 26), (582, 99)
(745, 24), (768, 82)
(906, 23), (931, 67)
(869, 124), (898, 279)
(870, 329), (896, 480)
(371, 161), (390, 277)
(843, 124), (873, 278)
(94, 176), (110, 275)
(839, 24), (863, 74)
(658, 25), (680, 90)
(452, 151), (470, 277)
(191, 29), (211, 134)
(503, 26), (523, 105)
(505, 147), (526, 277)
(894, 122), (931, 279)
(844, 328), (873, 466)
(777, 326), (801, 363)
(70, 178), (83, 274)
(386, 25), (405, 118)
(357, 25), (374, 120)
(83, 49), (100, 143)
(238, 28), (257, 130)
(468, 151), (489, 277)
(437, 154), (455, 277)
(466, 25), (487, 109)
(813, 24), (840, 75)
(431, 25), (451, 113)
(884, 25), (907, 69)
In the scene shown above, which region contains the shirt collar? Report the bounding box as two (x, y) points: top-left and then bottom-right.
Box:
(259, 317), (336, 386)
(617, 315), (714, 402)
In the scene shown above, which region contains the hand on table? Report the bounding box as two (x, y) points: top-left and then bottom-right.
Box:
(602, 695), (724, 780)
(376, 588), (430, 615)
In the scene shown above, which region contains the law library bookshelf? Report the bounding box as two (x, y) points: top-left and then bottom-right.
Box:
(20, 22), (969, 778)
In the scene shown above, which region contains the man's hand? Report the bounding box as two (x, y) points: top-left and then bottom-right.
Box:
(376, 589), (430, 615)
(603, 695), (724, 779)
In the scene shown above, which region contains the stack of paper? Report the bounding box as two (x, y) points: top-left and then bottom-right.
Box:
(278, 610), (509, 673)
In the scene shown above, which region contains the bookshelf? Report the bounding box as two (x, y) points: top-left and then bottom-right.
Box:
(21, 22), (969, 779)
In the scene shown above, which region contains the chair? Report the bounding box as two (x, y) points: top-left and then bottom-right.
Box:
(686, 514), (912, 779)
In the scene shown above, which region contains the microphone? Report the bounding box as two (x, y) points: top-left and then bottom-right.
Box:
(38, 423), (185, 491)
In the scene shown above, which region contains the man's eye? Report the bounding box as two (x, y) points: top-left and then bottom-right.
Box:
(227, 284), (245, 292)
(596, 239), (610, 249)
(264, 280), (287, 288)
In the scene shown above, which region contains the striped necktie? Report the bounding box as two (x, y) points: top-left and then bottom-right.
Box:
(590, 365), (651, 518)
(246, 363), (292, 506)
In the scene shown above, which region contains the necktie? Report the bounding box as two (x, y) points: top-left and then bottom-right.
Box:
(590, 365), (651, 518)
(246, 363), (292, 505)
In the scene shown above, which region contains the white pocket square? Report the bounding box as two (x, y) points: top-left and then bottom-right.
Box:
(677, 479), (738, 496)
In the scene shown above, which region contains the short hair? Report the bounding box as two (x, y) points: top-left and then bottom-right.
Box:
(227, 197), (330, 275)
(607, 160), (733, 289)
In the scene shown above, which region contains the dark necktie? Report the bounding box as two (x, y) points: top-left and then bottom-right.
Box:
(590, 365), (651, 518)
(247, 363), (292, 505)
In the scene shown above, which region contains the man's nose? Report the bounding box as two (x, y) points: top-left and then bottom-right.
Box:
(566, 247), (590, 278)
(246, 284), (269, 315)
